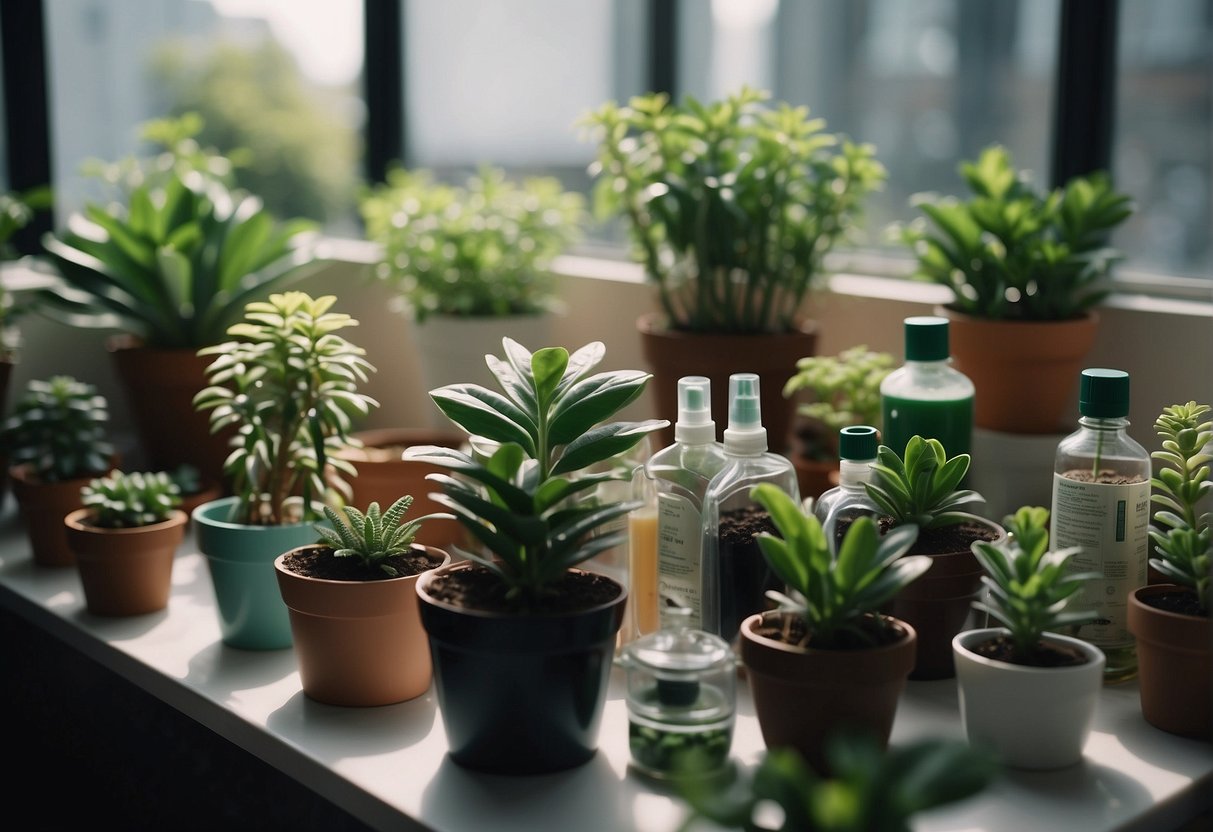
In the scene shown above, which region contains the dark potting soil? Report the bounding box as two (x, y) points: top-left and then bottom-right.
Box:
(969, 634), (1090, 668)
(425, 564), (622, 615)
(281, 546), (443, 581)
(1061, 469), (1147, 485)
(751, 612), (906, 651)
(835, 517), (1001, 556)
(718, 505), (780, 639)
(1140, 589), (1209, 618)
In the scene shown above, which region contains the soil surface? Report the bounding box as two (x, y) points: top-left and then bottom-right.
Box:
(1060, 469), (1147, 485)
(281, 546), (442, 581)
(969, 634), (1090, 667)
(424, 564), (622, 614)
(752, 612), (906, 650)
(836, 516), (1000, 556)
(718, 505), (780, 636)
(1140, 589), (1208, 618)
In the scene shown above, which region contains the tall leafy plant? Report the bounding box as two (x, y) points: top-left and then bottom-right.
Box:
(405, 338), (666, 603)
(1149, 402), (1211, 612)
(582, 86), (885, 334)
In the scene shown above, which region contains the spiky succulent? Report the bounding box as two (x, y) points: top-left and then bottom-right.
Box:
(2, 376), (113, 482)
(864, 436), (983, 529)
(316, 496), (438, 578)
(1149, 402), (1211, 612)
(971, 506), (1099, 661)
(750, 484), (927, 649)
(82, 470), (182, 529)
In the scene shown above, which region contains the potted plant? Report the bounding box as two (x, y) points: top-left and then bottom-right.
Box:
(582, 86), (886, 452)
(953, 505), (1104, 769)
(274, 496), (451, 707)
(192, 291), (377, 649)
(360, 165), (583, 401)
(782, 345), (894, 499)
(680, 734), (995, 831)
(404, 337), (666, 774)
(864, 435), (1005, 679)
(0, 186), (51, 410)
(37, 116), (321, 485)
(168, 464), (223, 526)
(1128, 401), (1211, 739)
(3, 376), (115, 567)
(64, 470), (187, 616)
(898, 145), (1133, 434)
(739, 483), (927, 772)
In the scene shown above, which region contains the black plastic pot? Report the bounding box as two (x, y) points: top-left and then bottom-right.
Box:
(416, 563), (628, 774)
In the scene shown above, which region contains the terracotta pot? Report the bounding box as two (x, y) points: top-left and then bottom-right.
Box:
(740, 611), (917, 773)
(1127, 585), (1211, 740)
(889, 519), (1007, 680)
(417, 562), (627, 774)
(108, 336), (235, 487)
(637, 313), (818, 454)
(941, 307), (1099, 434)
(64, 508), (187, 616)
(275, 544), (452, 707)
(953, 628), (1106, 769)
(10, 463), (116, 567)
(334, 428), (467, 552)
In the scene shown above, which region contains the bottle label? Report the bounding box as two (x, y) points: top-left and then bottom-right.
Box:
(1050, 474), (1150, 648)
(657, 492), (704, 629)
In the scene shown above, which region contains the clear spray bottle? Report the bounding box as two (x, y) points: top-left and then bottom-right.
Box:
(812, 425), (881, 552)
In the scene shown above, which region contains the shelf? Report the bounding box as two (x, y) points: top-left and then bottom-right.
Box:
(0, 506), (1208, 832)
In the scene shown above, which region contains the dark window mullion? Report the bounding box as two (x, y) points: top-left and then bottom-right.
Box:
(1050, 0), (1120, 186)
(649, 0), (677, 98)
(364, 0), (405, 183)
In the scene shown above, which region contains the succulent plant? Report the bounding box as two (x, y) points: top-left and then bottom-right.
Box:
(2, 376), (113, 482)
(864, 436), (983, 529)
(970, 506), (1099, 662)
(897, 145), (1133, 321)
(194, 292), (378, 525)
(316, 496), (442, 578)
(1149, 402), (1211, 612)
(750, 484), (927, 649)
(82, 470), (182, 529)
(404, 338), (666, 602)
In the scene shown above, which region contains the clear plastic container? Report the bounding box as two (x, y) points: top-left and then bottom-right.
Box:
(813, 425), (881, 551)
(702, 374), (800, 642)
(618, 606), (736, 781)
(881, 316), (975, 458)
(1051, 368), (1151, 683)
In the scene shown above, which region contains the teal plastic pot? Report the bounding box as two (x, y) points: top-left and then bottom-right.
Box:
(194, 497), (322, 650)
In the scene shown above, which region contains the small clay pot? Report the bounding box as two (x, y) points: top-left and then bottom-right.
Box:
(10, 463), (115, 567)
(64, 509), (187, 616)
(1127, 585), (1211, 740)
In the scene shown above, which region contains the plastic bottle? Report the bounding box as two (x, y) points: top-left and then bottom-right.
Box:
(643, 376), (728, 632)
(1050, 368), (1151, 683)
(813, 425), (881, 551)
(702, 373), (800, 642)
(881, 316), (974, 458)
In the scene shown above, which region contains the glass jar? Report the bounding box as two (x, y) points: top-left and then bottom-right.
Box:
(617, 606), (736, 780)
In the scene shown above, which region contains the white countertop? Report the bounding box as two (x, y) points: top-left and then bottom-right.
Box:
(0, 507), (1208, 832)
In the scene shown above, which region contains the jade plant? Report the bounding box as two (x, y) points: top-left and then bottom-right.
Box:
(582, 86), (886, 334)
(404, 338), (666, 603)
(864, 436), (983, 529)
(898, 145), (1133, 321)
(1, 376), (113, 482)
(750, 484), (927, 648)
(82, 470), (182, 528)
(783, 345), (894, 460)
(680, 733), (996, 832)
(360, 166), (583, 321)
(971, 506), (1099, 663)
(1148, 402), (1211, 612)
(317, 496), (442, 578)
(194, 292), (377, 525)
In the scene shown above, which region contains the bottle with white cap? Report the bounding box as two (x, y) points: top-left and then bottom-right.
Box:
(812, 425), (882, 551)
(701, 373), (800, 642)
(643, 376), (728, 632)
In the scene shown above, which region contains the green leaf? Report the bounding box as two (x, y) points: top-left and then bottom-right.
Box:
(551, 420), (665, 475)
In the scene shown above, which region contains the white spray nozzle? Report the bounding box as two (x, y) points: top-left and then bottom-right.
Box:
(675, 376), (716, 444)
(723, 373), (766, 454)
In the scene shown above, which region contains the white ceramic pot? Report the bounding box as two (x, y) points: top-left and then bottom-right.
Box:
(953, 628), (1105, 770)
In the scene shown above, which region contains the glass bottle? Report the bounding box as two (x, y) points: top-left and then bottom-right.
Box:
(881, 316), (974, 458)
(644, 376), (728, 632)
(618, 606), (736, 781)
(702, 374), (800, 642)
(1051, 368), (1151, 683)
(813, 425), (881, 552)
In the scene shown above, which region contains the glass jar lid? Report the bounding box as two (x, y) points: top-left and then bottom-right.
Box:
(620, 606), (734, 675)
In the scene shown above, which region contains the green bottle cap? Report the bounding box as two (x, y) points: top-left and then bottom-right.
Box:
(1079, 368), (1130, 418)
(904, 316), (949, 361)
(838, 425), (878, 461)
